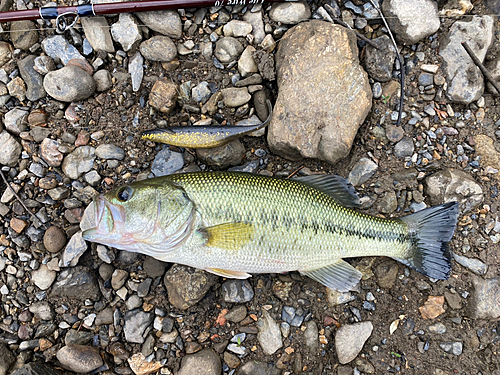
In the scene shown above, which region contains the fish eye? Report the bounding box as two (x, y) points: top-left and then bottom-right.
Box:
(116, 186), (133, 202)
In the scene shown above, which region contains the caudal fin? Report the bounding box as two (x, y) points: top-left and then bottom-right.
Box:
(395, 202), (459, 280)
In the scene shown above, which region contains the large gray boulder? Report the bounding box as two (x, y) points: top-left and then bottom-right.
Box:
(268, 21), (372, 165)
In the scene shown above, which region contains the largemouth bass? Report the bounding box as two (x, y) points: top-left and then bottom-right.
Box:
(141, 100), (272, 148)
(82, 172), (459, 291)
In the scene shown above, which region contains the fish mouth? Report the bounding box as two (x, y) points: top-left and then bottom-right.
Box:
(82, 195), (126, 245)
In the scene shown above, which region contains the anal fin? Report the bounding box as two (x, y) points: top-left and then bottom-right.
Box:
(205, 268), (251, 279)
(301, 260), (362, 292)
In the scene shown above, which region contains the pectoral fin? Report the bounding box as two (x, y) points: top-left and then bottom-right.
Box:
(301, 260), (362, 292)
(205, 268), (251, 279)
(201, 222), (254, 251)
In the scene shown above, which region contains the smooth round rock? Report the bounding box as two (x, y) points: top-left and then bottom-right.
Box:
(140, 36), (177, 62)
(269, 2), (311, 24)
(56, 345), (103, 373)
(215, 37), (244, 64)
(177, 348), (221, 375)
(93, 69), (112, 92)
(43, 226), (67, 253)
(44, 65), (96, 102)
(221, 87), (251, 107)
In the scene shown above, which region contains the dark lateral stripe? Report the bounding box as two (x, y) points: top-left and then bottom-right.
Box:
(290, 215), (407, 244)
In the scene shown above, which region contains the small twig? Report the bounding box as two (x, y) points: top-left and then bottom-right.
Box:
(0, 168), (46, 229)
(462, 41), (500, 96)
(324, 4), (379, 49)
(368, 0), (405, 127)
(286, 165), (304, 179)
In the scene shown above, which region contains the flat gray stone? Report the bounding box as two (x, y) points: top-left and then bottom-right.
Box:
(151, 146), (184, 177)
(221, 87), (251, 107)
(424, 168), (483, 212)
(382, 0), (440, 45)
(81, 17), (115, 53)
(95, 144), (125, 160)
(223, 20), (252, 37)
(50, 266), (100, 301)
(439, 16), (495, 103)
(129, 51), (144, 92)
(196, 139), (245, 169)
(62, 231), (88, 267)
(394, 136), (414, 158)
(135, 10), (182, 39)
(93, 69), (112, 92)
(221, 280), (254, 302)
(363, 35), (396, 82)
(243, 10), (265, 44)
(452, 252), (488, 275)
(335, 321), (373, 364)
(111, 13), (142, 52)
(348, 157), (378, 186)
(18, 55), (46, 101)
(257, 309), (282, 355)
(41, 35), (85, 65)
(469, 276), (500, 319)
(123, 309), (154, 344)
(28, 301), (55, 321)
(0, 131), (22, 167)
(62, 146), (96, 180)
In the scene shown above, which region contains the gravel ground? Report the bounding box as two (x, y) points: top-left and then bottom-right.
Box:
(1, 0), (500, 374)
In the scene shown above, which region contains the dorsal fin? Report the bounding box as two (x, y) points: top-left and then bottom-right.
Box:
(294, 175), (360, 208)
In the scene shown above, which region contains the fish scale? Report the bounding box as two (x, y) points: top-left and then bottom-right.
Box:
(83, 171), (459, 291)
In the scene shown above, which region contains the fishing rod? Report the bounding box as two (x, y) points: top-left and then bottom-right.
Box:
(0, 0), (282, 32)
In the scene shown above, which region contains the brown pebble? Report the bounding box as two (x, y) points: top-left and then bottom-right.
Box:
(10, 217), (27, 233)
(43, 226), (67, 253)
(75, 132), (90, 147)
(39, 337), (53, 351)
(224, 351), (241, 368)
(39, 177), (58, 190)
(28, 109), (48, 127)
(64, 208), (84, 224)
(185, 341), (202, 354)
(148, 78), (178, 114)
